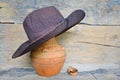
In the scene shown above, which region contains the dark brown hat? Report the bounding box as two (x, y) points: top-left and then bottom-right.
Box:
(12, 6), (85, 58)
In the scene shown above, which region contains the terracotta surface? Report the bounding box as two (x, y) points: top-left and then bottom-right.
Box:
(67, 66), (78, 76)
(30, 37), (66, 76)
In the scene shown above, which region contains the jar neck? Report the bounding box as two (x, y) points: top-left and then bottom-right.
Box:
(33, 37), (61, 51)
(42, 37), (58, 47)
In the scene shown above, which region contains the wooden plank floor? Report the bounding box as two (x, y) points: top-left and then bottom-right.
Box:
(0, 68), (120, 80)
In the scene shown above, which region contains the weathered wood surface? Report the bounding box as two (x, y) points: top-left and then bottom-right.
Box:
(0, 0), (120, 25)
(0, 0), (120, 79)
(0, 24), (120, 71)
(0, 67), (120, 80)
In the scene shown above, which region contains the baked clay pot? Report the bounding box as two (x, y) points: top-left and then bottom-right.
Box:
(30, 37), (66, 76)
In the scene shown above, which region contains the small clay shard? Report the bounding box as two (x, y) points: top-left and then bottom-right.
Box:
(67, 66), (78, 76)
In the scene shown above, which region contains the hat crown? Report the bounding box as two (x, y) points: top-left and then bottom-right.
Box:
(23, 6), (64, 41)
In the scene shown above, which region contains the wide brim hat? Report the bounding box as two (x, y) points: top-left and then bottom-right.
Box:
(12, 6), (85, 58)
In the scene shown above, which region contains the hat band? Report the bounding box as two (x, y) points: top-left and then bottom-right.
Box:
(30, 19), (66, 42)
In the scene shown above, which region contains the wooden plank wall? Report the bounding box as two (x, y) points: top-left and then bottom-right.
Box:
(0, 24), (120, 71)
(0, 0), (120, 71)
(0, 0), (120, 25)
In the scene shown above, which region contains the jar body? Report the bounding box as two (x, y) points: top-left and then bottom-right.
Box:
(30, 38), (66, 76)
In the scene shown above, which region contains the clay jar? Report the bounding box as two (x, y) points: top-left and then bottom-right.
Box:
(30, 37), (66, 76)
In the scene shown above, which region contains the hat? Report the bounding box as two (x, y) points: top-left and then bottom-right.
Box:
(12, 6), (85, 58)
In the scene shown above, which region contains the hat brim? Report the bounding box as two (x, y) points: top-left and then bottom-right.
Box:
(12, 9), (85, 58)
(58, 10), (85, 35)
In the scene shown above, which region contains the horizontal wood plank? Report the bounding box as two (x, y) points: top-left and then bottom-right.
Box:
(0, 24), (120, 71)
